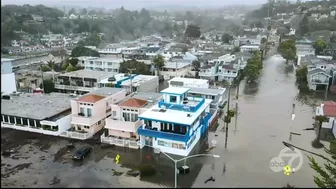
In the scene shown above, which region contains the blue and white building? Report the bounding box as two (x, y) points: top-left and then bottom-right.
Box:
(137, 87), (212, 156)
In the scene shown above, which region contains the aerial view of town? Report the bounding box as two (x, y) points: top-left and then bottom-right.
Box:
(1, 0), (336, 188)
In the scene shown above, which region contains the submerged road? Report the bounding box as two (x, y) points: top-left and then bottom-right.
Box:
(191, 54), (335, 187)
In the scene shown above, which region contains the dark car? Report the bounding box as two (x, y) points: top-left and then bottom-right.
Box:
(73, 146), (92, 160)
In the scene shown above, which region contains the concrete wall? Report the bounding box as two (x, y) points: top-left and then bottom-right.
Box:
(138, 77), (159, 93)
(1, 61), (13, 74)
(1, 73), (17, 94)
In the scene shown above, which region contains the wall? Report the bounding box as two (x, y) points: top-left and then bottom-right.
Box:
(110, 90), (127, 104)
(1, 61), (13, 74)
(1, 73), (17, 94)
(56, 114), (72, 131)
(108, 129), (132, 138)
(138, 77), (159, 93)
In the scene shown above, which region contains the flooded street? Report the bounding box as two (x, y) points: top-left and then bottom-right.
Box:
(1, 53), (335, 188)
(192, 55), (336, 187)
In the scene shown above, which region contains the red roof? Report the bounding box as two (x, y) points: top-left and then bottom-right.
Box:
(119, 98), (148, 108)
(77, 94), (105, 103)
(323, 101), (336, 117)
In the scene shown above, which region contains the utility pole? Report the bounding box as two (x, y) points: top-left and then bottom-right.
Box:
(39, 64), (45, 92)
(128, 68), (136, 93)
(225, 82), (231, 148)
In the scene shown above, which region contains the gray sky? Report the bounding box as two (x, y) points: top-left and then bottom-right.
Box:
(1, 0), (270, 8)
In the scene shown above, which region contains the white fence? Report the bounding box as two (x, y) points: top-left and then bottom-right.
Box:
(1, 123), (61, 136)
(101, 135), (141, 149)
(59, 131), (93, 140)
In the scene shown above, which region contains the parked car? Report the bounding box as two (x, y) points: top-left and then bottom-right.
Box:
(73, 146), (92, 160)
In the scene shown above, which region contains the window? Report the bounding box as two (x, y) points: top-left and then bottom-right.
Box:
(87, 108), (92, 117)
(80, 107), (84, 114)
(179, 144), (185, 149)
(158, 140), (165, 146)
(112, 111), (117, 117)
(170, 96), (177, 103)
(84, 126), (90, 129)
(172, 143), (179, 149)
(211, 95), (215, 100)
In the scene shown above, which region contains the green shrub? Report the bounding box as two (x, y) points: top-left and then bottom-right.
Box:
(330, 140), (336, 154)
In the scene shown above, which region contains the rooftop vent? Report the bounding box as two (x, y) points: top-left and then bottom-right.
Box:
(159, 109), (166, 112)
(187, 114), (191, 117)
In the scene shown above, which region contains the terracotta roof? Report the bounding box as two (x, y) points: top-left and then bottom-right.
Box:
(119, 98), (148, 108)
(323, 101), (336, 117)
(77, 94), (105, 103)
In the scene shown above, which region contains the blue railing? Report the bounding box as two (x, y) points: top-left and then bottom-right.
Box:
(115, 74), (139, 88)
(137, 127), (189, 142)
(158, 98), (205, 112)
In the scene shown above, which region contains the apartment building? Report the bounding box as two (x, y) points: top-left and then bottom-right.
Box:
(101, 92), (162, 149)
(61, 87), (127, 140)
(82, 57), (123, 74)
(55, 70), (114, 94)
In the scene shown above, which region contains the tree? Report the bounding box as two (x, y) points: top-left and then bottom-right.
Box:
(298, 14), (309, 36)
(313, 38), (328, 55)
(244, 51), (263, 82)
(192, 60), (200, 71)
(153, 55), (165, 76)
(330, 34), (336, 43)
(76, 20), (90, 33)
(119, 60), (151, 75)
(40, 79), (55, 93)
(91, 24), (101, 33)
(83, 32), (101, 47)
(308, 148), (336, 188)
(231, 47), (240, 54)
(295, 66), (309, 92)
(68, 8), (76, 15)
(66, 64), (77, 72)
(71, 46), (100, 57)
(69, 58), (79, 67)
(278, 40), (296, 63)
(313, 115), (329, 148)
(184, 24), (201, 39)
(221, 33), (233, 44)
(80, 8), (87, 15)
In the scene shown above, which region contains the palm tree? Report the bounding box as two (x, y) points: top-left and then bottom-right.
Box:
(153, 55), (165, 77)
(46, 60), (56, 83)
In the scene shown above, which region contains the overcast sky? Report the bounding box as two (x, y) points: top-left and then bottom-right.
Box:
(1, 0), (308, 10)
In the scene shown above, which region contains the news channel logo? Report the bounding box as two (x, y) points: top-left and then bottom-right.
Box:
(269, 147), (303, 176)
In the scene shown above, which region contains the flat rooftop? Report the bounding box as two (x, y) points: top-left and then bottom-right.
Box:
(164, 62), (191, 69)
(161, 87), (190, 95)
(139, 99), (212, 125)
(188, 87), (226, 96)
(91, 87), (125, 97)
(58, 70), (113, 80)
(169, 77), (209, 86)
(1, 93), (74, 120)
(120, 75), (158, 87)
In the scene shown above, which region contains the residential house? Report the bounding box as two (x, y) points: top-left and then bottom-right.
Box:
(159, 61), (194, 80)
(240, 44), (261, 52)
(61, 87), (127, 140)
(296, 39), (315, 65)
(316, 101), (336, 139)
(168, 77), (210, 89)
(1, 93), (74, 136)
(82, 56), (123, 73)
(101, 92), (162, 149)
(137, 87), (212, 156)
(307, 68), (332, 91)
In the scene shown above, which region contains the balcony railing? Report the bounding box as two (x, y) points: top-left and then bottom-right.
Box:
(310, 79), (329, 84)
(158, 97), (205, 112)
(137, 126), (188, 142)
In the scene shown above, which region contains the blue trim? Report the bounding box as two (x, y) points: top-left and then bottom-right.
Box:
(138, 126), (189, 142)
(157, 98), (205, 112)
(115, 74), (139, 88)
(138, 117), (190, 127)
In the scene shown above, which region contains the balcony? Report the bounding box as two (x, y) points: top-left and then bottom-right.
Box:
(71, 114), (102, 126)
(55, 84), (98, 92)
(137, 126), (188, 142)
(310, 79), (329, 84)
(105, 117), (142, 132)
(158, 97), (205, 112)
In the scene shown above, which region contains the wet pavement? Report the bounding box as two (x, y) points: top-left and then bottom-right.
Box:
(2, 53), (336, 188)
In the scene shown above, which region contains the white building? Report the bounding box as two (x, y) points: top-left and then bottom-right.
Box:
(168, 77), (209, 88)
(316, 101), (336, 139)
(240, 44), (261, 52)
(137, 87), (212, 156)
(1, 58), (17, 94)
(159, 62), (194, 80)
(1, 93), (74, 136)
(99, 73), (159, 93)
(82, 57), (123, 74)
